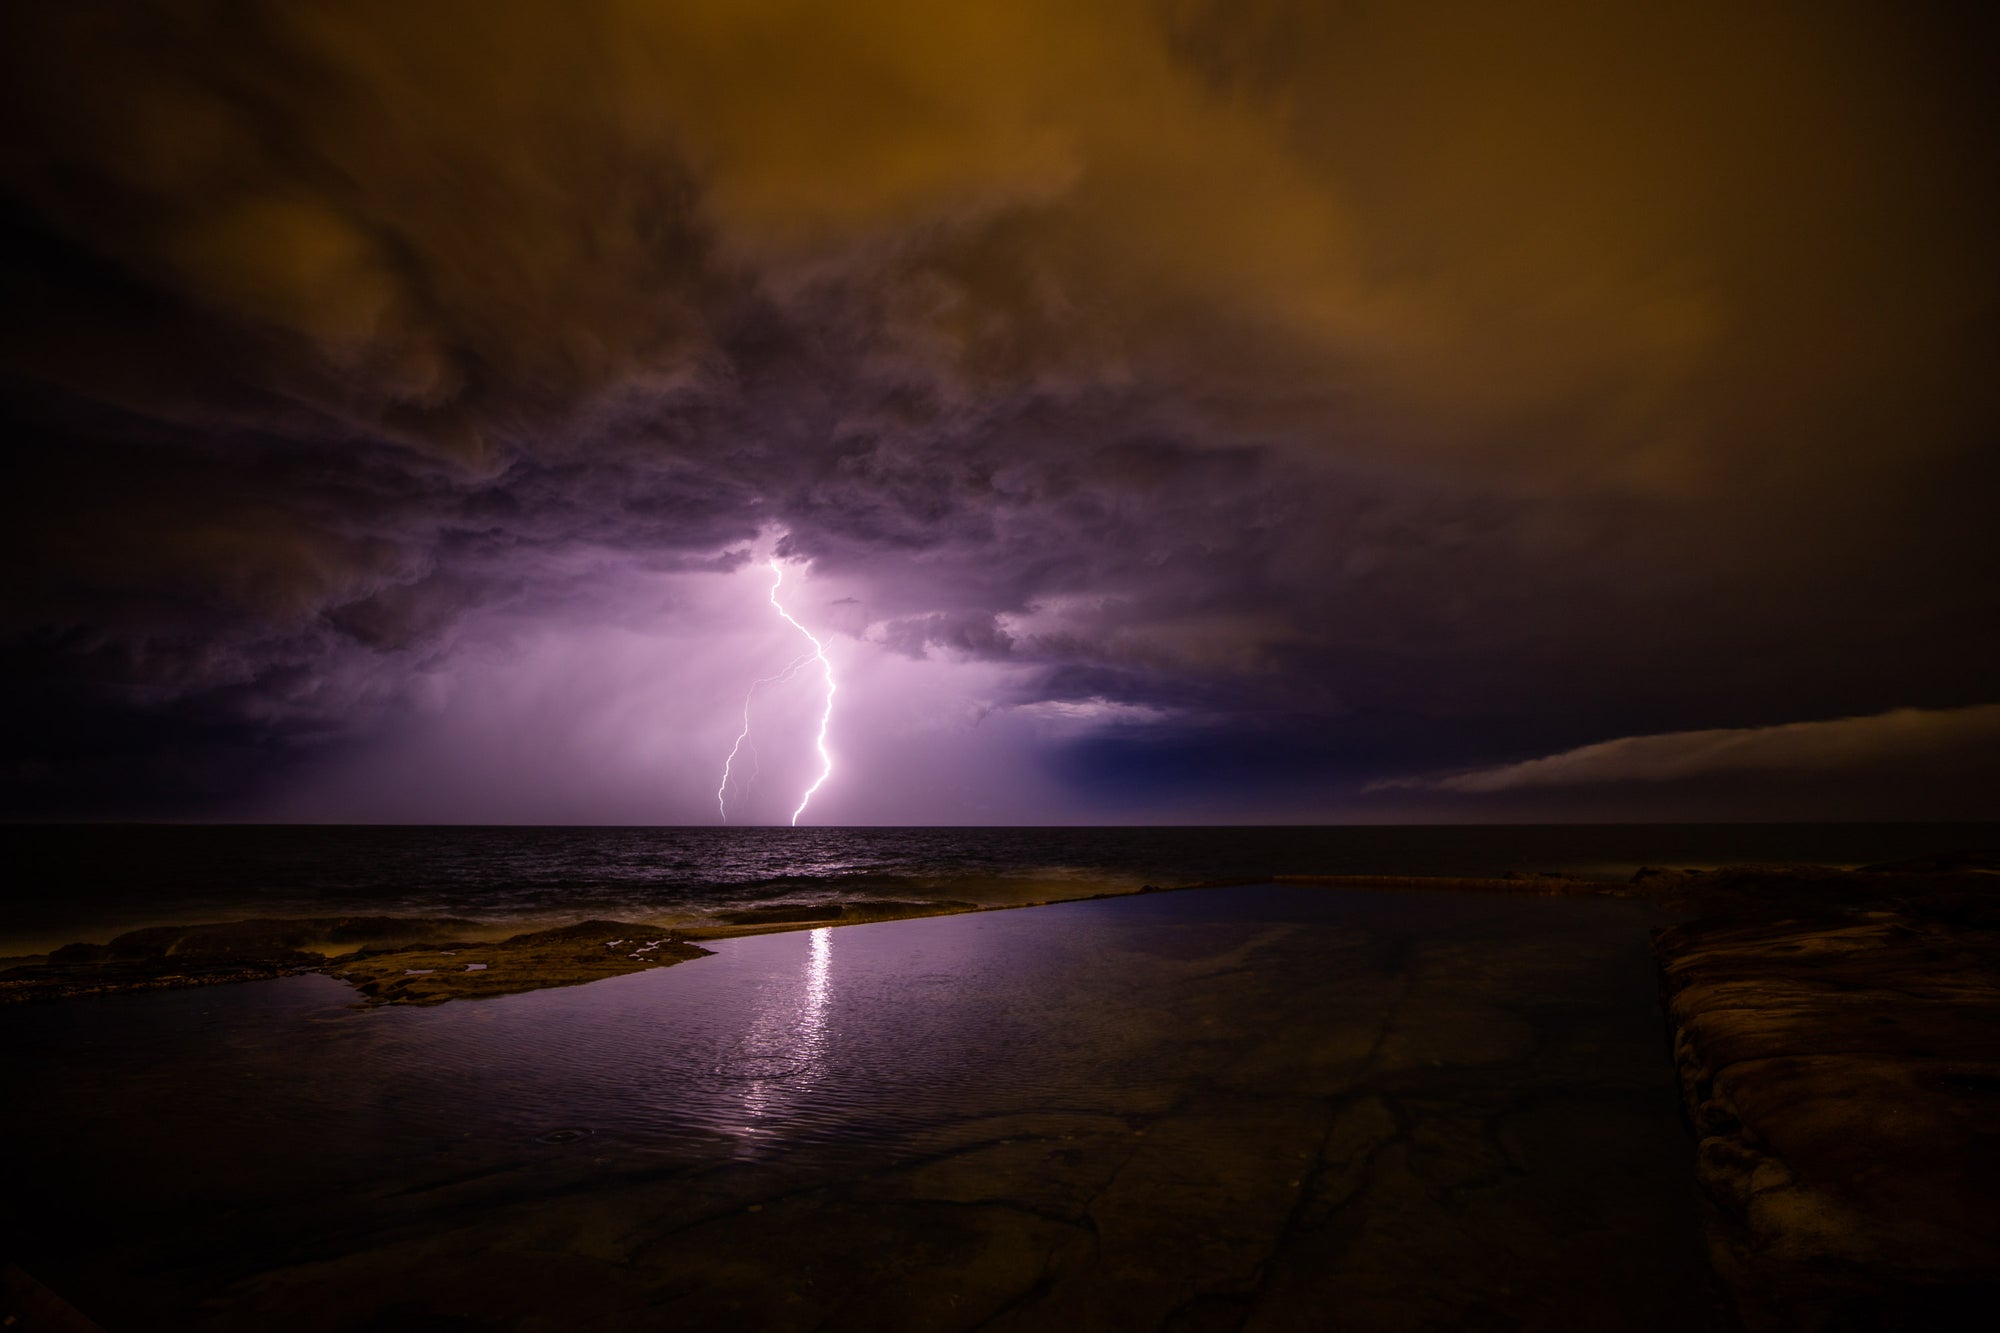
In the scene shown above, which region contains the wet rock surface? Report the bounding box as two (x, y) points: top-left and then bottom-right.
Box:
(1650, 861), (2000, 1330)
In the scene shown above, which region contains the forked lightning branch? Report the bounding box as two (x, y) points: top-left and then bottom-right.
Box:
(716, 559), (837, 826)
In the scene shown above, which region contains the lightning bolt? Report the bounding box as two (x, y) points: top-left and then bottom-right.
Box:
(716, 650), (815, 820)
(768, 559), (837, 825)
(716, 558), (837, 825)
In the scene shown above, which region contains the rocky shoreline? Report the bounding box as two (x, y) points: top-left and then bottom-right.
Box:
(0, 897), (997, 1007)
(1648, 855), (2000, 1330)
(0, 915), (482, 1005)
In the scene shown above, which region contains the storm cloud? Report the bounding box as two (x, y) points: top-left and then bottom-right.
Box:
(3, 1), (1995, 820)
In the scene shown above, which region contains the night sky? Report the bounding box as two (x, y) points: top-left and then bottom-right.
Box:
(3, 1), (1995, 824)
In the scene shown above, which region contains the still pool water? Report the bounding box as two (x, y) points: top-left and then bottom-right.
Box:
(1, 885), (1709, 1330)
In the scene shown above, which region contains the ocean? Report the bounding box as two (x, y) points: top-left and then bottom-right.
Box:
(3, 821), (1992, 955)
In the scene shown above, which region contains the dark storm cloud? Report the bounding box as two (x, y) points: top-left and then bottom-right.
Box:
(2, 0), (1996, 817)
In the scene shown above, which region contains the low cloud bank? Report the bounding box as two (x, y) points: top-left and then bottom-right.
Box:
(1376, 704), (2000, 794)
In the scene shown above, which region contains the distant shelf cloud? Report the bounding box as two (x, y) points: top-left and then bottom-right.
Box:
(1374, 704), (2000, 793)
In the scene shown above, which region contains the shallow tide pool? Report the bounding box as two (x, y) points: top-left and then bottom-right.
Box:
(0, 885), (1707, 1330)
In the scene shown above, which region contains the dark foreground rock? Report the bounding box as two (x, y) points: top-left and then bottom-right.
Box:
(1650, 861), (2000, 1331)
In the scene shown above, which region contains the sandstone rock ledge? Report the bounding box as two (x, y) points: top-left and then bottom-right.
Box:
(2, 898), (991, 1007)
(0, 916), (711, 1007)
(0, 916), (482, 1004)
(1651, 862), (2000, 1331)
(330, 920), (711, 1006)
